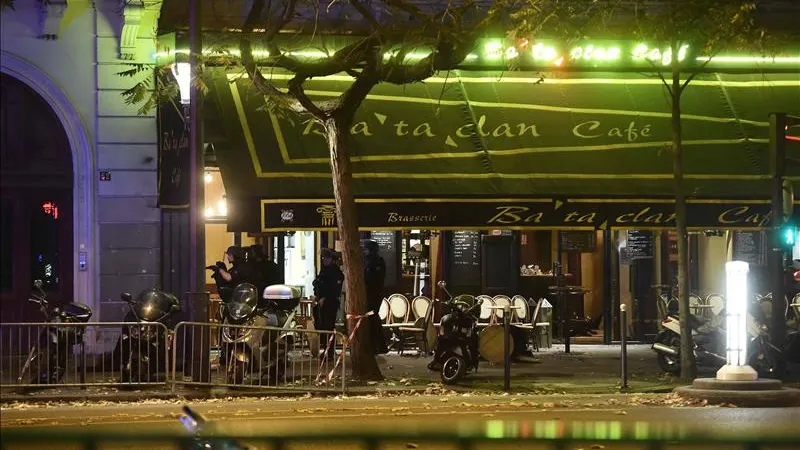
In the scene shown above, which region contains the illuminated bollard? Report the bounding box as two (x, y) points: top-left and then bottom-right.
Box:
(716, 261), (758, 381)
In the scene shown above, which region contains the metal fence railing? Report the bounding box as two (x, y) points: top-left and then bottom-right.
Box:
(0, 322), (170, 389)
(0, 321), (347, 394)
(171, 321), (347, 393)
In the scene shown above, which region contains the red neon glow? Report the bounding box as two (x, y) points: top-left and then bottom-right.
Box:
(42, 202), (59, 219)
(786, 135), (800, 142)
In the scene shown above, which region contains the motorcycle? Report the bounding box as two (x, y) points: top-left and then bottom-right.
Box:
(179, 405), (246, 450)
(748, 293), (800, 372)
(117, 289), (181, 383)
(221, 283), (300, 385)
(652, 296), (772, 375)
(427, 281), (483, 384)
(17, 280), (92, 386)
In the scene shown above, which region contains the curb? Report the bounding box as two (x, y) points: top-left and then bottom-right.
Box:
(0, 382), (678, 405)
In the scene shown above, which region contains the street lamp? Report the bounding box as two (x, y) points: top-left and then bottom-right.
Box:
(172, 62), (191, 104)
(717, 261), (758, 381)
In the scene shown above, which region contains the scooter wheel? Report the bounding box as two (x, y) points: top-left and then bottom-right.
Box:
(441, 355), (466, 384)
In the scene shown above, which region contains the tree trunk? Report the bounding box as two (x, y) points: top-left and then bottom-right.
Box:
(670, 43), (697, 382)
(324, 117), (383, 381)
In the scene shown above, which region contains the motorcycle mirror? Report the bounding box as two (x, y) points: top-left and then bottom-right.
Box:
(437, 280), (447, 288)
(120, 292), (133, 303)
(33, 279), (43, 289)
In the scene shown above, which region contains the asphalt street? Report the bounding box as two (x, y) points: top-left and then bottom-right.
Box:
(2, 394), (799, 450)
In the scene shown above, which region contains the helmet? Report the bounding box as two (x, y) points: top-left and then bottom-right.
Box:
(362, 239), (379, 254)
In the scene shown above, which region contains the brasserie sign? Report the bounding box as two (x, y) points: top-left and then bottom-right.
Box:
(262, 198), (785, 231)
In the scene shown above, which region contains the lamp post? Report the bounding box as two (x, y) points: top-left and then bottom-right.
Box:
(716, 261), (758, 381)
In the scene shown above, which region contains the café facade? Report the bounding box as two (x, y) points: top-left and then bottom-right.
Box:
(156, 32), (800, 343)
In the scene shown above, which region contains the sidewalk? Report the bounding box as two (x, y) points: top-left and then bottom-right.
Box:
(367, 344), (678, 394)
(1, 344), (683, 404)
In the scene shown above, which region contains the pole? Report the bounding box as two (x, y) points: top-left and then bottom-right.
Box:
(620, 304), (628, 391)
(769, 113), (787, 378)
(603, 230), (613, 345)
(189, 0), (209, 383)
(503, 304), (511, 392)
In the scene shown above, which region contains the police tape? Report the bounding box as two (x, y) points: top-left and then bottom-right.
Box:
(314, 311), (375, 384)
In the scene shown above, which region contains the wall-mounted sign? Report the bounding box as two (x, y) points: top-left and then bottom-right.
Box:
(157, 68), (191, 209)
(99, 171), (111, 181)
(260, 198), (784, 231)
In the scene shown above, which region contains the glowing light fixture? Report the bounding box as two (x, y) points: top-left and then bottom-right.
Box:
(204, 172), (213, 183)
(484, 41), (504, 60)
(42, 201), (60, 220)
(172, 62), (191, 104)
(204, 207), (214, 217)
(717, 260), (758, 381)
(218, 198), (227, 216)
(697, 55), (800, 63)
(532, 43), (558, 62)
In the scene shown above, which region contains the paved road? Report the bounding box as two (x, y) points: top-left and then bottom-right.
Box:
(2, 394), (799, 450)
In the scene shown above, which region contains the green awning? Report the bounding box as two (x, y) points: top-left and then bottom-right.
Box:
(204, 69), (800, 231)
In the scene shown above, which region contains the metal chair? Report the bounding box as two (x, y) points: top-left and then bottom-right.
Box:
(398, 296), (435, 355)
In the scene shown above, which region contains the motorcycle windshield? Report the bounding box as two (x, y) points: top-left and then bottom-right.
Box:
(228, 283), (259, 321)
(134, 289), (178, 321)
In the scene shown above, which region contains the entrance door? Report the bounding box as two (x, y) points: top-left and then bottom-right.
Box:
(0, 74), (74, 323)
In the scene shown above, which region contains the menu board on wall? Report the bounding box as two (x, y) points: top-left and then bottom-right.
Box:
(733, 231), (767, 267)
(450, 231), (481, 286)
(370, 231), (398, 286)
(559, 231), (596, 252)
(619, 230), (654, 265)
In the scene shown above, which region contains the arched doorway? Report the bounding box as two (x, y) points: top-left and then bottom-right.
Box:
(1, 73), (74, 322)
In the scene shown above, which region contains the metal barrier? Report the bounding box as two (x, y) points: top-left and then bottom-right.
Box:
(0, 322), (170, 389)
(171, 321), (347, 393)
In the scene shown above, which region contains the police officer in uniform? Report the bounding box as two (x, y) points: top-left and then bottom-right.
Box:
(363, 240), (389, 354)
(313, 248), (344, 358)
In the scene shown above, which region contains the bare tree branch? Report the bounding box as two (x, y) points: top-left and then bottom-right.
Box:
(239, 0), (308, 114)
(349, 0), (382, 34)
(272, 38), (377, 78)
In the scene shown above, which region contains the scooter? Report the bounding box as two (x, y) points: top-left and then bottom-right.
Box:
(17, 280), (92, 386)
(748, 293), (800, 373)
(652, 296), (769, 375)
(179, 406), (247, 450)
(221, 283), (300, 385)
(116, 289), (181, 383)
(427, 281), (483, 384)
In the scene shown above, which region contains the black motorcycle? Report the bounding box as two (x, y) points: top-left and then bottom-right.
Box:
(427, 281), (483, 384)
(18, 280), (92, 386)
(117, 289), (180, 383)
(221, 283), (299, 385)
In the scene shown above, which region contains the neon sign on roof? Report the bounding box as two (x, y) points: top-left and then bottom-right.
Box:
(155, 38), (799, 69)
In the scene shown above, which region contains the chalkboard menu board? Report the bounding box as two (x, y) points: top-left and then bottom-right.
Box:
(559, 231), (596, 252)
(628, 230), (654, 258)
(733, 231), (767, 267)
(450, 231), (481, 286)
(619, 230), (654, 264)
(370, 231), (398, 286)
